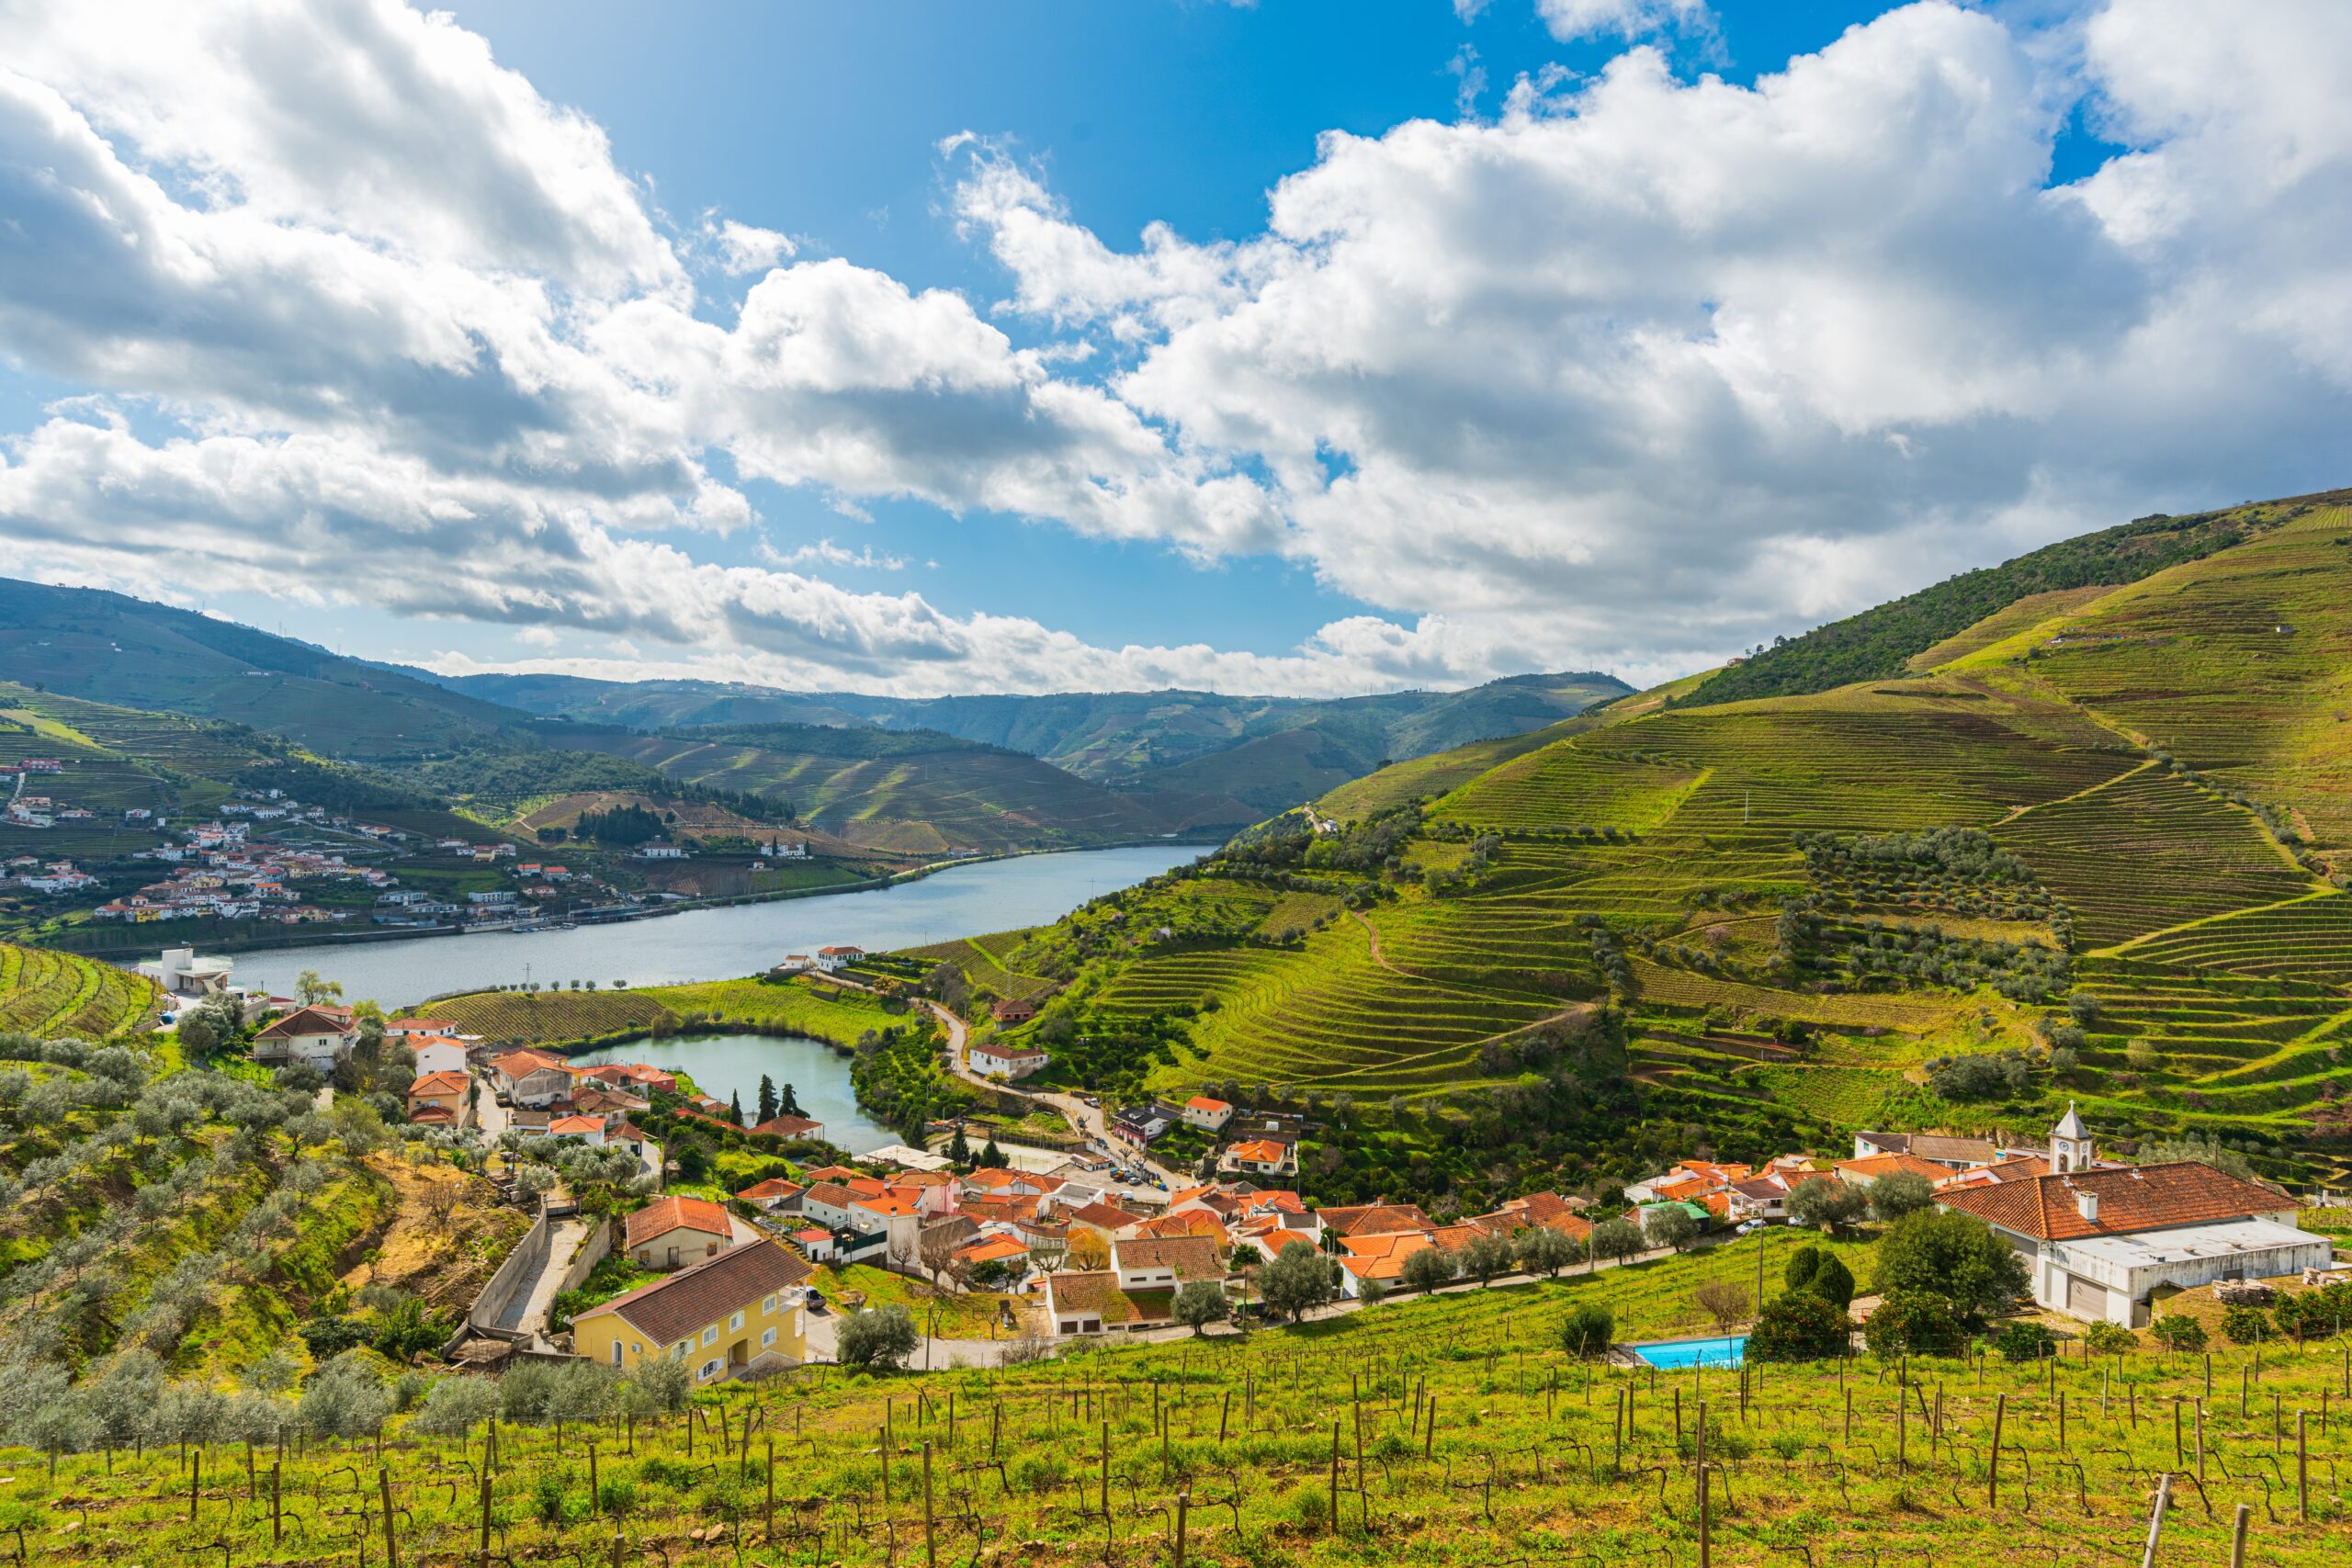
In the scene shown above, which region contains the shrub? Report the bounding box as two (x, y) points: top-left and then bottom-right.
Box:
(2081, 1320), (2135, 1355)
(2219, 1304), (2270, 1346)
(1643, 1205), (1700, 1253)
(839, 1304), (920, 1371)
(1784, 1245), (1825, 1291)
(1788, 1178), (1870, 1235)
(628, 1355), (693, 1416)
(1560, 1302), (1615, 1358)
(2150, 1314), (2207, 1352)
(1747, 1291), (1851, 1362)
(1991, 1321), (2058, 1362)
(1515, 1225), (1579, 1278)
(1172, 1280), (1229, 1336)
(1259, 1241), (1339, 1323)
(1459, 1231), (1518, 1285)
(410, 1375), (500, 1438)
(1806, 1254), (1856, 1310)
(1589, 1217), (1645, 1262)
(1861, 1292), (1964, 1359)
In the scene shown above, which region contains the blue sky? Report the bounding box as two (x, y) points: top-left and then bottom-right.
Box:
(1, 1), (2345, 695)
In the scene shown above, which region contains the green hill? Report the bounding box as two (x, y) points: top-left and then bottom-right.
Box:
(1670, 490), (2346, 709)
(911, 492), (2352, 1203)
(0, 942), (158, 1038)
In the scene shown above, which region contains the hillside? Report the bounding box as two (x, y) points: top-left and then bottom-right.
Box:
(0, 942), (158, 1038)
(915, 493), (2352, 1204)
(447, 670), (1635, 809)
(550, 726), (1252, 854)
(1671, 491), (2346, 708)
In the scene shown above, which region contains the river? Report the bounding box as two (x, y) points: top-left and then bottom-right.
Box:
(232, 843), (1207, 1008)
(567, 1033), (899, 1156)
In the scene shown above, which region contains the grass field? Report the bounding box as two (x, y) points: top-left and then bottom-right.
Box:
(418, 975), (907, 1049)
(4, 1234), (2348, 1565)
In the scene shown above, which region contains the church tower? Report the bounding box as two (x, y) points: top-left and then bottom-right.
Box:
(2050, 1101), (2094, 1173)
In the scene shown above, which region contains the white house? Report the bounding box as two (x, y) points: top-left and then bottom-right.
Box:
(1111, 1235), (1227, 1292)
(1937, 1119), (2328, 1326)
(1181, 1095), (1234, 1133)
(408, 1036), (469, 1077)
(138, 946), (236, 998)
(490, 1049), (576, 1108)
(251, 1005), (359, 1069)
(969, 1042), (1050, 1080)
(636, 841), (687, 860)
(814, 944), (864, 971)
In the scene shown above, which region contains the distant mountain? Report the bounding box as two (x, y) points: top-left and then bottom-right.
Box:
(439, 670), (1635, 815)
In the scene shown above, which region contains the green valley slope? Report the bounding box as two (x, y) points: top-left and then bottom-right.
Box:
(912, 492), (2352, 1206)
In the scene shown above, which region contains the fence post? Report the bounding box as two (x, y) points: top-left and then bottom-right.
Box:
(1988, 1393), (2005, 1506)
(2298, 1411), (2309, 1522)
(922, 1439), (937, 1568)
(1696, 1398), (1711, 1568)
(273, 1461), (283, 1546)
(2229, 1502), (2250, 1568)
(1329, 1421), (1340, 1536)
(1176, 1489), (1190, 1568)
(2137, 1471), (2170, 1568)
(379, 1465), (400, 1568)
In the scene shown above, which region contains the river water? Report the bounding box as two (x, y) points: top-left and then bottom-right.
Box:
(568, 1033), (899, 1156)
(232, 843), (1206, 1008)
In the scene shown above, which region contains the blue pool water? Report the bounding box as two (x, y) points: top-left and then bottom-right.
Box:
(1634, 1335), (1747, 1370)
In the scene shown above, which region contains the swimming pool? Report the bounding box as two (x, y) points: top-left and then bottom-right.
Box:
(1633, 1335), (1747, 1370)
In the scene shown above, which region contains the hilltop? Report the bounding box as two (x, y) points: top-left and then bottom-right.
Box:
(912, 492), (2352, 1203)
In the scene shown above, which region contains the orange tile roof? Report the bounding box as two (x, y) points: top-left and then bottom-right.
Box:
(1114, 1235), (1226, 1280)
(1937, 1162), (2290, 1241)
(1134, 1209), (1228, 1241)
(1228, 1139), (1289, 1164)
(956, 1235), (1030, 1264)
(625, 1196), (732, 1249)
(408, 1070), (470, 1097)
(1835, 1153), (1951, 1184)
(735, 1179), (804, 1201)
(1067, 1201), (1148, 1231)
(853, 1193), (922, 1218)
(548, 1115), (605, 1135)
(1184, 1096), (1231, 1113)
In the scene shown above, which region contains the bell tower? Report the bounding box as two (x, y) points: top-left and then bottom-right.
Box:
(2050, 1101), (2093, 1173)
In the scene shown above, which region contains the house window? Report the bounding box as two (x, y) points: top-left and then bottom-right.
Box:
(761, 1327), (776, 1348)
(630, 1343), (642, 1355)
(702, 1325), (718, 1347)
(611, 1342), (623, 1366)
(729, 1310), (745, 1331)
(698, 1359), (721, 1381)
(761, 1294), (776, 1314)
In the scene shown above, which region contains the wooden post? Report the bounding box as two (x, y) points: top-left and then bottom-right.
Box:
(922, 1440), (937, 1568)
(1896, 1382), (1906, 1470)
(189, 1449), (199, 1522)
(1675, 1386), (1683, 1442)
(2058, 1389), (2066, 1450)
(1328, 1422), (1340, 1536)
(765, 1438), (775, 1539)
(2229, 1502), (2250, 1568)
(2172, 1397), (2183, 1469)
(1101, 1421), (1110, 1518)
(478, 1472), (491, 1561)
(1614, 1386), (1625, 1472)
(2138, 1471), (2170, 1568)
(1426, 1396), (1437, 1461)
(380, 1466), (400, 1568)
(1843, 1387), (1851, 1445)
(1220, 1390), (1231, 1444)
(2273, 1392), (2282, 1454)
(1988, 1393), (2005, 1506)
(589, 1441), (600, 1515)
(2242, 1364), (2250, 1418)
(2298, 1410), (2309, 1522)
(1696, 1398), (1711, 1568)
(1176, 1490), (1190, 1568)
(2195, 1402), (2204, 1483)
(273, 1461), (283, 1545)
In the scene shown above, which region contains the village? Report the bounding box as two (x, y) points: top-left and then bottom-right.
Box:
(137, 936), (2345, 1391)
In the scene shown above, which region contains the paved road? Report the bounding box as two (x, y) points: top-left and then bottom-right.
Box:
(910, 993), (1187, 1190)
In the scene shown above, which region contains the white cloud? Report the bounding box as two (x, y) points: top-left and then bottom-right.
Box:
(1536, 0), (1713, 44)
(1, 0), (2348, 699)
(763, 537), (910, 572)
(711, 219), (799, 275)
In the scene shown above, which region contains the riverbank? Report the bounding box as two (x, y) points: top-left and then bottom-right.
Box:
(219, 842), (1211, 1006)
(80, 836), (1222, 963)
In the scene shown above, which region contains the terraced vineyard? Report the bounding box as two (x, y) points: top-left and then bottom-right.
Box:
(0, 942), (157, 1038)
(900, 494), (2352, 1197)
(1996, 765), (2319, 944)
(2111, 892), (2352, 985)
(421, 974), (904, 1050)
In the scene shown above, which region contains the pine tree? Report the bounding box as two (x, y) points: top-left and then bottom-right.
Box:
(729, 1090), (745, 1127)
(781, 1081), (803, 1116)
(757, 1075), (779, 1125)
(982, 1137), (1005, 1168)
(947, 1124), (972, 1166)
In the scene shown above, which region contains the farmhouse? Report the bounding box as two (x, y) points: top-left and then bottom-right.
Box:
(491, 1049), (576, 1108)
(968, 1041), (1049, 1080)
(548, 1114), (608, 1145)
(251, 1004), (358, 1069)
(1045, 1270), (1171, 1336)
(626, 1195), (736, 1270)
(1936, 1155), (2330, 1326)
(735, 1178), (806, 1213)
(1218, 1137), (1296, 1178)
(570, 1239), (811, 1381)
(989, 997), (1038, 1024)
(814, 944), (864, 971)
(405, 1034), (469, 1077)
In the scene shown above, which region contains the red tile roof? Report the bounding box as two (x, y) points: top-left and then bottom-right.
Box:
(1064, 1201), (1146, 1232)
(1114, 1235), (1226, 1280)
(1835, 1153), (1951, 1184)
(408, 1070), (470, 1098)
(254, 1005), (356, 1041)
(751, 1114), (824, 1138)
(1316, 1202), (1433, 1236)
(1936, 1162), (2290, 1242)
(625, 1195), (732, 1249)
(736, 1178), (804, 1202)
(572, 1239), (810, 1345)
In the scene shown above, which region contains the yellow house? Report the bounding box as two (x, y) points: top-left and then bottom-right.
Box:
(570, 1238), (813, 1382)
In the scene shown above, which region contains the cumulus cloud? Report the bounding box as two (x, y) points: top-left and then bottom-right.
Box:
(952, 0), (2352, 664)
(0, 0), (2347, 698)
